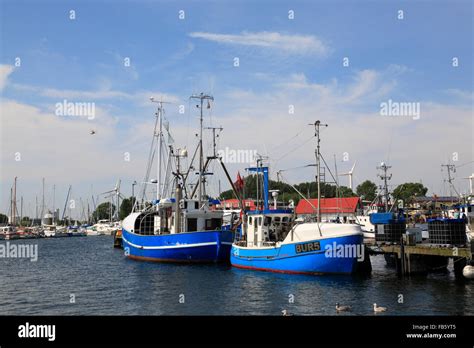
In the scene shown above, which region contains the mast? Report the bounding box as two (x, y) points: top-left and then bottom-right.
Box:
(150, 97), (171, 201)
(173, 148), (187, 234)
(309, 121), (327, 223)
(205, 126), (223, 158)
(9, 187), (12, 225)
(441, 163), (458, 201)
(158, 104), (162, 201)
(190, 93), (214, 206)
(13, 177), (17, 225)
(62, 185), (72, 221)
(52, 184), (56, 225)
(41, 178), (45, 220)
(377, 162), (392, 211)
(20, 196), (23, 226)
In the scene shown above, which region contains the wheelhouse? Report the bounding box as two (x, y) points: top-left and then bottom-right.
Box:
(130, 199), (224, 236)
(241, 210), (294, 247)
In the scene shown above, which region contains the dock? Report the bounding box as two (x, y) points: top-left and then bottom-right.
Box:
(366, 239), (473, 277)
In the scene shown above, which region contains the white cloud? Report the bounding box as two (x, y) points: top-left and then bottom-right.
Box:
(1, 66), (471, 215)
(0, 64), (14, 91)
(11, 83), (180, 105)
(445, 88), (474, 102)
(0, 98), (158, 215)
(189, 31), (329, 56)
(209, 70), (472, 197)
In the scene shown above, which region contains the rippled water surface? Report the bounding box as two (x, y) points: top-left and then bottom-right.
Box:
(0, 237), (472, 315)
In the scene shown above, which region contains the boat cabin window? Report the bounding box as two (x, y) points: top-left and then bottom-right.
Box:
(274, 217), (281, 223)
(187, 218), (197, 232)
(134, 213), (156, 235)
(258, 217), (262, 226)
(282, 217), (289, 223)
(264, 216), (271, 226)
(249, 217), (253, 225)
(195, 202), (199, 209)
(205, 218), (222, 231)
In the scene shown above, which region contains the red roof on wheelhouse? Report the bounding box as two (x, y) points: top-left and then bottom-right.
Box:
(295, 197), (361, 215)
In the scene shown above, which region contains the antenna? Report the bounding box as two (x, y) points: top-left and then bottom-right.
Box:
(205, 126), (223, 158)
(441, 163), (459, 199)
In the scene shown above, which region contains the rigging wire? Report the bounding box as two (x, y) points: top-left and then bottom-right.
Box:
(266, 125), (308, 156)
(274, 134), (315, 163)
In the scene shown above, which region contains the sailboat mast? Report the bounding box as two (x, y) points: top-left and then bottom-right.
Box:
(41, 178), (45, 221)
(10, 187), (13, 225)
(20, 196), (23, 225)
(13, 177), (17, 225)
(52, 184), (56, 225)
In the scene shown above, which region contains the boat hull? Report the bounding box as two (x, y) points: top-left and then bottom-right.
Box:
(122, 228), (233, 263)
(231, 234), (364, 275)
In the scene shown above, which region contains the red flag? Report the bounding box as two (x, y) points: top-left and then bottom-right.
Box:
(235, 172), (244, 191)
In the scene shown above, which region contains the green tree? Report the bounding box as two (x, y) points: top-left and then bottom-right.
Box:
(338, 186), (356, 197)
(20, 216), (31, 225)
(119, 197), (136, 220)
(393, 182), (428, 206)
(356, 180), (378, 202)
(218, 174), (350, 204)
(0, 214), (8, 224)
(0, 213), (8, 224)
(92, 202), (116, 221)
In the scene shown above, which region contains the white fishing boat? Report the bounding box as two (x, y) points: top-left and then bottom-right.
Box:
(86, 226), (101, 236)
(94, 219), (115, 235)
(42, 212), (56, 237)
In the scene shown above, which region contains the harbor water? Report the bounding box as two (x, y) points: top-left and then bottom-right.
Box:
(0, 237), (472, 316)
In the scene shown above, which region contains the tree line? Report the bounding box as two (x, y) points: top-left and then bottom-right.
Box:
(0, 180), (429, 224)
(219, 174), (428, 206)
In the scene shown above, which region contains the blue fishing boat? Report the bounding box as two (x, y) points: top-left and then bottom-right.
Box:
(122, 199), (233, 262)
(122, 94), (233, 263)
(230, 121), (365, 274)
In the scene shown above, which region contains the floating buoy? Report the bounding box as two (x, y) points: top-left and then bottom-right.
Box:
(463, 265), (474, 279)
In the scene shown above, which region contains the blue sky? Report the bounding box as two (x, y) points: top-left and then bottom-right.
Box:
(0, 0), (472, 217)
